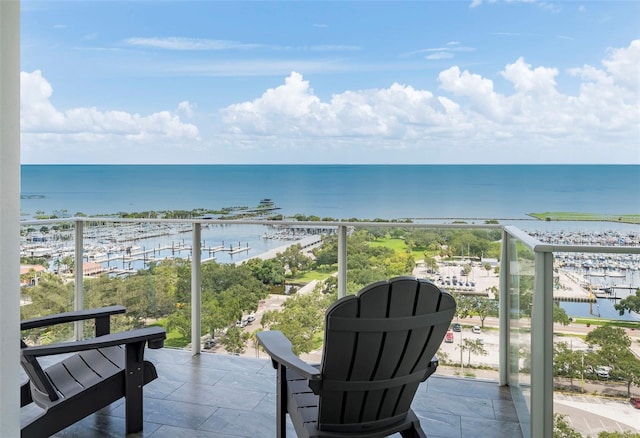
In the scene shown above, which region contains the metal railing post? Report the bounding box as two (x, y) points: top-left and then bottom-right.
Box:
(337, 225), (347, 299)
(191, 222), (202, 355)
(74, 220), (84, 340)
(530, 251), (554, 438)
(499, 229), (509, 386)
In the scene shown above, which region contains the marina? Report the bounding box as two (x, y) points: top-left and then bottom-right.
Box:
(20, 220), (336, 276)
(20, 220), (639, 322)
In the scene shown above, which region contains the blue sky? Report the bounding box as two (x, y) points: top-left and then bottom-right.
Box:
(20, 1), (640, 164)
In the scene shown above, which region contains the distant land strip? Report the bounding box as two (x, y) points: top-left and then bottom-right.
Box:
(528, 212), (640, 224)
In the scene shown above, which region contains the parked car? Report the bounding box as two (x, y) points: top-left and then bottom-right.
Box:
(204, 339), (216, 349)
(472, 325), (481, 334)
(246, 314), (255, 323)
(596, 366), (611, 379)
(444, 331), (454, 343)
(452, 323), (461, 332)
(630, 397), (640, 409)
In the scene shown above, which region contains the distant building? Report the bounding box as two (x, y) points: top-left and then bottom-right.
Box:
(19, 264), (46, 286)
(481, 257), (499, 267)
(27, 233), (47, 243)
(83, 262), (105, 276)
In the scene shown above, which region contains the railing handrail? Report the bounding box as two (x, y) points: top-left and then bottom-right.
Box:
(21, 216), (504, 229)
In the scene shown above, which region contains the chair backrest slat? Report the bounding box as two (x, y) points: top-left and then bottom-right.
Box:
(317, 277), (455, 431)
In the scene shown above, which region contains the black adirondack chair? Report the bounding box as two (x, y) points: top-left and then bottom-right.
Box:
(20, 305), (166, 437)
(257, 276), (456, 438)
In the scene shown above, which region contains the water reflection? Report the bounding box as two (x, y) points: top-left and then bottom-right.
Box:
(560, 298), (640, 321)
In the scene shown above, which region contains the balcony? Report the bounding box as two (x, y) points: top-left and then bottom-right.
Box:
(13, 218), (640, 437)
(21, 347), (523, 437)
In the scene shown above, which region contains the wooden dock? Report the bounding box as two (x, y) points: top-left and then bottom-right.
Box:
(554, 294), (597, 303)
(89, 241), (251, 267)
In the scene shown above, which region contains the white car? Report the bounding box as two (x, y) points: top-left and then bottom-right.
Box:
(472, 325), (481, 334)
(596, 366), (611, 379)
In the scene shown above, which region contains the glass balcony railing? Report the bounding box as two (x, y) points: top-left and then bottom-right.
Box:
(18, 217), (640, 438)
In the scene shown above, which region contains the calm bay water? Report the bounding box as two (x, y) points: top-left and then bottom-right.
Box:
(20, 164), (640, 223)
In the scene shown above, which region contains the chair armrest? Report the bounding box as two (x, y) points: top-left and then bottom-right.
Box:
(21, 306), (126, 330)
(256, 330), (322, 382)
(423, 356), (439, 381)
(21, 326), (166, 358)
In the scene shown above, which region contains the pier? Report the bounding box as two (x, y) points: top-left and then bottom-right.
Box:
(554, 295), (597, 303)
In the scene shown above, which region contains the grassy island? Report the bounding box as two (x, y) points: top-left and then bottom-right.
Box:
(529, 212), (640, 224)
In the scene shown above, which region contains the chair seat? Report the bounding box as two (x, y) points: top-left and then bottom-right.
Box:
(33, 346), (157, 408)
(42, 347), (123, 402)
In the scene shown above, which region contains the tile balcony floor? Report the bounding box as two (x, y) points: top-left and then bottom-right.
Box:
(21, 348), (524, 438)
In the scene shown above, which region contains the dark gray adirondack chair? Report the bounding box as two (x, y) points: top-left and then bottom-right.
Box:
(257, 276), (456, 438)
(20, 305), (166, 437)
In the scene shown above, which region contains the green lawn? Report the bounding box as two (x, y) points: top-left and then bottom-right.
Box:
(291, 270), (334, 282)
(369, 237), (427, 261)
(369, 238), (407, 251)
(153, 318), (189, 348)
(571, 317), (640, 329)
(529, 212), (640, 224)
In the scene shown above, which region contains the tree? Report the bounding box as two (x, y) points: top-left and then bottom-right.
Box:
(597, 432), (640, 438)
(586, 326), (640, 397)
(460, 338), (488, 366)
(553, 341), (583, 388)
(244, 257), (285, 285)
(202, 299), (230, 338)
(586, 326), (631, 351)
(612, 348), (640, 398)
(484, 263), (492, 276)
(260, 290), (331, 355)
(614, 288), (640, 316)
(61, 255), (74, 273)
(276, 244), (312, 277)
(423, 255), (438, 272)
(452, 293), (474, 320)
(553, 303), (571, 326)
(165, 304), (192, 344)
(221, 326), (250, 355)
(471, 297), (498, 328)
(54, 258), (62, 276)
(20, 273), (75, 344)
(553, 414), (582, 438)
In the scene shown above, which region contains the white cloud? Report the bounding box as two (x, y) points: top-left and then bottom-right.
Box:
(500, 57), (558, 94)
(219, 40), (640, 163)
(177, 101), (195, 118)
(222, 71), (465, 143)
(125, 37), (262, 51)
(600, 39), (640, 92)
(21, 70), (199, 162)
(427, 52), (454, 60)
(19, 40), (640, 164)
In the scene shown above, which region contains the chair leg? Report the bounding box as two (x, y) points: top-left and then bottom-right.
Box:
(276, 364), (287, 438)
(21, 381), (33, 407)
(125, 342), (145, 434)
(399, 416), (427, 438)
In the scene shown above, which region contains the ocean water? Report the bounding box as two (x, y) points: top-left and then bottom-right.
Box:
(20, 165), (640, 224)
